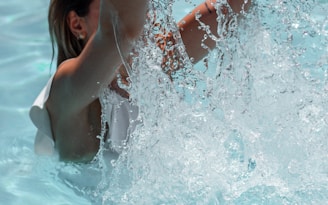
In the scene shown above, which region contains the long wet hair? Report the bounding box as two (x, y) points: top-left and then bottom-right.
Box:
(48, 0), (94, 67)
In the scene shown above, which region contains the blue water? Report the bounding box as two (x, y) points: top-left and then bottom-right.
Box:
(1, 0), (328, 204)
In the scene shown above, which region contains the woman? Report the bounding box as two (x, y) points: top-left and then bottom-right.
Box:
(30, 0), (250, 162)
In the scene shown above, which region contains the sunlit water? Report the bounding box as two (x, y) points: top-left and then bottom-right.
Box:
(0, 0), (327, 204)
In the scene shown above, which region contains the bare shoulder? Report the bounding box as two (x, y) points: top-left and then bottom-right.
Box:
(47, 57), (82, 115)
(55, 58), (79, 78)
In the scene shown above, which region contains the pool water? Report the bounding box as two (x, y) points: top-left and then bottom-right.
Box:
(1, 0), (328, 204)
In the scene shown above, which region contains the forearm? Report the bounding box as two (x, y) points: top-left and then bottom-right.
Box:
(178, 1), (217, 63)
(178, 0), (251, 63)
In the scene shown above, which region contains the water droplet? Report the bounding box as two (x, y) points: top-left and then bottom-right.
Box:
(247, 158), (256, 171)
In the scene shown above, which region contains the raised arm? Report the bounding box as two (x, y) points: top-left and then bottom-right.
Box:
(178, 0), (251, 63)
(50, 0), (148, 113)
(47, 0), (148, 162)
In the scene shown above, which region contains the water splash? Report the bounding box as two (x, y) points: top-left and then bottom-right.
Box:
(93, 0), (328, 204)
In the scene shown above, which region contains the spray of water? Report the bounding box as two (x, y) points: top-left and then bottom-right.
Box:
(80, 0), (328, 204)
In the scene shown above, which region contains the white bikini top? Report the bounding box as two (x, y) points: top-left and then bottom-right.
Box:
(29, 75), (139, 156)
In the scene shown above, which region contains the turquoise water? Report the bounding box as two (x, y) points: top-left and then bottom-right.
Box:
(1, 0), (328, 204)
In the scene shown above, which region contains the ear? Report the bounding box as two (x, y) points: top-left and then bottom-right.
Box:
(67, 11), (87, 39)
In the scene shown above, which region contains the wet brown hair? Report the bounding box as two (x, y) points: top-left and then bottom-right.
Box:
(48, 0), (94, 66)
